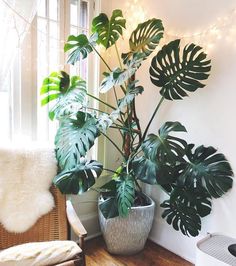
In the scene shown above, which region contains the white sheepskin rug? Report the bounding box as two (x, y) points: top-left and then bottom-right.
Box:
(0, 143), (57, 233)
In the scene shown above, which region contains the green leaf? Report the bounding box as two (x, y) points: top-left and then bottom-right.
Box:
(64, 33), (97, 65)
(132, 121), (187, 185)
(50, 77), (87, 120)
(41, 73), (87, 120)
(100, 53), (144, 93)
(97, 109), (120, 133)
(177, 145), (233, 198)
(92, 9), (126, 49)
(55, 112), (98, 170)
(132, 156), (159, 185)
(118, 81), (144, 110)
(54, 159), (103, 194)
(123, 18), (164, 60)
(161, 199), (201, 237)
(143, 122), (187, 162)
(99, 197), (119, 219)
(150, 39), (211, 100)
(116, 176), (135, 217)
(40, 71), (70, 106)
(170, 186), (212, 218)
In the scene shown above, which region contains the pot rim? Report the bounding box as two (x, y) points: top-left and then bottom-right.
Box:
(99, 193), (155, 210)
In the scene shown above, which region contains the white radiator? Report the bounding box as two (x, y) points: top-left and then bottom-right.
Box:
(196, 234), (236, 266)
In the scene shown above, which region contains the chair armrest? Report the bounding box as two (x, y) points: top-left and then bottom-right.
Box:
(66, 200), (87, 243)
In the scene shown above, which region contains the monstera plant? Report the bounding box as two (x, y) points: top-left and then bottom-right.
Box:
(41, 9), (233, 237)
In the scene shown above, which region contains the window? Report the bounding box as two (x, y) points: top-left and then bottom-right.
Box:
(2, 0), (97, 142)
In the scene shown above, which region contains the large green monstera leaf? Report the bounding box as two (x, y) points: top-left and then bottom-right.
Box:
(161, 186), (212, 236)
(150, 39), (211, 100)
(64, 33), (98, 65)
(99, 180), (119, 219)
(40, 71), (70, 106)
(54, 159), (103, 194)
(132, 122), (187, 185)
(123, 18), (164, 60)
(161, 199), (201, 237)
(142, 122), (187, 162)
(92, 9), (126, 49)
(117, 176), (135, 217)
(49, 77), (86, 120)
(177, 144), (233, 198)
(40, 72), (87, 120)
(55, 112), (98, 170)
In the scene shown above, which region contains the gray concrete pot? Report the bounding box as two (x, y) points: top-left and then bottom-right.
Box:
(98, 194), (155, 255)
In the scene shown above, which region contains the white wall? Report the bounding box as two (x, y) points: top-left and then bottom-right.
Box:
(104, 0), (236, 263)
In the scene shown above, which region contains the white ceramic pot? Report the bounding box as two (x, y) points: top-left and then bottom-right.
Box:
(98, 194), (155, 255)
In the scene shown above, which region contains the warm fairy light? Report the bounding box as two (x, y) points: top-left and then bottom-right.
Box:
(163, 7), (236, 54)
(124, 0), (147, 38)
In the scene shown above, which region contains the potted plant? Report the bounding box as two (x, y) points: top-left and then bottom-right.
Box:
(41, 9), (233, 255)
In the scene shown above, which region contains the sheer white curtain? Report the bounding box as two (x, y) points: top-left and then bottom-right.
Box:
(0, 0), (40, 91)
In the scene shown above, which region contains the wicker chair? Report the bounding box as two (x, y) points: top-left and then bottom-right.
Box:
(0, 186), (87, 266)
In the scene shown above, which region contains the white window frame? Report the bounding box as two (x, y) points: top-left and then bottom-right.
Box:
(8, 0), (100, 143)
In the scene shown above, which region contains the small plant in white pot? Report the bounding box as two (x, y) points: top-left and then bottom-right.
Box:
(41, 9), (233, 255)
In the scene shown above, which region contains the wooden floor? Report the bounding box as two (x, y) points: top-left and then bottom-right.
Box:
(85, 237), (193, 266)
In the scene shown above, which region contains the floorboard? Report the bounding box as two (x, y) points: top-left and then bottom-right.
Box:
(85, 236), (193, 266)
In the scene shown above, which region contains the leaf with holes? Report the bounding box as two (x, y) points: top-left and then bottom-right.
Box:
(40, 71), (70, 106)
(49, 77), (87, 120)
(132, 121), (187, 185)
(118, 80), (144, 110)
(142, 121), (187, 163)
(132, 156), (174, 185)
(150, 39), (211, 100)
(177, 144), (233, 198)
(170, 186), (212, 218)
(123, 18), (164, 60)
(54, 159), (103, 194)
(55, 112), (98, 170)
(92, 9), (126, 49)
(96, 109), (120, 133)
(100, 53), (145, 93)
(40, 72), (87, 120)
(116, 176), (135, 217)
(161, 199), (201, 237)
(64, 33), (98, 65)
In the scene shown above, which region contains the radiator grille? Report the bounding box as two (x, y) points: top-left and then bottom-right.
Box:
(198, 234), (236, 266)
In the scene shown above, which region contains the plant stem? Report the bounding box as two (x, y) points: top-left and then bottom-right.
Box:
(103, 168), (120, 174)
(101, 132), (125, 158)
(135, 179), (142, 192)
(85, 107), (109, 114)
(129, 96), (165, 162)
(87, 93), (116, 110)
(93, 45), (112, 71)
(142, 96), (165, 141)
(114, 43), (127, 94)
(113, 86), (119, 106)
(115, 43), (123, 69)
(120, 85), (126, 94)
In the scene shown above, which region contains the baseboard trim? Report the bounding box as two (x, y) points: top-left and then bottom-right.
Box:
(85, 232), (102, 241)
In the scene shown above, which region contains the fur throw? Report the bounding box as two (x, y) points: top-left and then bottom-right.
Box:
(0, 143), (57, 233)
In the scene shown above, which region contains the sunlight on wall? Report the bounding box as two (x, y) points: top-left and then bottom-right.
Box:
(122, 0), (236, 55)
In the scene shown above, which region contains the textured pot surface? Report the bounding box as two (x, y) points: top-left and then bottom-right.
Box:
(98, 195), (155, 255)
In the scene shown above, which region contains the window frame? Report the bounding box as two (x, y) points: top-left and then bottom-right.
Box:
(8, 0), (99, 143)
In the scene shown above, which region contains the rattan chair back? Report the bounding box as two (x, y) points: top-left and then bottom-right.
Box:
(0, 186), (68, 249)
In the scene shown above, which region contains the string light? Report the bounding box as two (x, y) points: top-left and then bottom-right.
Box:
(2, 0), (236, 54)
(122, 0), (236, 54)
